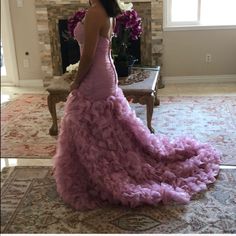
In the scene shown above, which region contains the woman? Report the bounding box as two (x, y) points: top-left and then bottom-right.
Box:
(53, 0), (221, 210)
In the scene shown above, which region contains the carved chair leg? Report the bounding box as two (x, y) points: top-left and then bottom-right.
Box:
(47, 94), (58, 136)
(146, 93), (155, 134)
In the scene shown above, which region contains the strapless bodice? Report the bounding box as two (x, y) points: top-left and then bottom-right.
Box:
(74, 22), (112, 53)
(73, 22), (118, 101)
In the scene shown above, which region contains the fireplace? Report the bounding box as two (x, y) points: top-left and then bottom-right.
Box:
(58, 19), (141, 74)
(35, 0), (163, 86)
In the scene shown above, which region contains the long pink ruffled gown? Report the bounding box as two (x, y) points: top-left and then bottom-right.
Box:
(53, 22), (221, 210)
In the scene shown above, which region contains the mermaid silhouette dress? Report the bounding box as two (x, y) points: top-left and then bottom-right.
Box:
(53, 22), (221, 210)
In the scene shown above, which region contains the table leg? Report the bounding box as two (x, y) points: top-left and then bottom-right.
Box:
(158, 75), (165, 89)
(154, 83), (160, 106)
(146, 93), (155, 134)
(47, 94), (58, 136)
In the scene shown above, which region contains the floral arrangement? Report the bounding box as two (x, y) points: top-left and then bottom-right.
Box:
(112, 9), (142, 62)
(66, 61), (80, 74)
(118, 0), (133, 11)
(112, 7), (142, 77)
(67, 1), (142, 49)
(68, 9), (87, 38)
(67, 1), (142, 76)
(114, 10), (142, 40)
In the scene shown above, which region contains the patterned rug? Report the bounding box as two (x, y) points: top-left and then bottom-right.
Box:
(1, 94), (236, 165)
(1, 166), (235, 233)
(1, 95), (59, 159)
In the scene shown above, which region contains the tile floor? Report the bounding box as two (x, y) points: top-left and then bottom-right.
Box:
(1, 82), (236, 171)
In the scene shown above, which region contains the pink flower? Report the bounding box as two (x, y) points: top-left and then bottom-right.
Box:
(114, 10), (142, 40)
(68, 9), (87, 37)
(68, 9), (142, 41)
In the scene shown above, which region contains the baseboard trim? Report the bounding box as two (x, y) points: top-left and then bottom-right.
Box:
(18, 80), (44, 88)
(1, 82), (15, 86)
(163, 74), (236, 84)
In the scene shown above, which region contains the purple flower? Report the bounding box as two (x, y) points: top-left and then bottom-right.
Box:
(68, 9), (142, 41)
(114, 10), (142, 41)
(68, 9), (87, 37)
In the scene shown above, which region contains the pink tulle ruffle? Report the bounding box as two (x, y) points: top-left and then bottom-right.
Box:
(53, 87), (221, 210)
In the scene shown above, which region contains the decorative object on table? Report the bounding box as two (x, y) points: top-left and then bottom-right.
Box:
(63, 61), (80, 83)
(67, 1), (142, 78)
(112, 8), (142, 78)
(66, 60), (80, 73)
(118, 70), (150, 86)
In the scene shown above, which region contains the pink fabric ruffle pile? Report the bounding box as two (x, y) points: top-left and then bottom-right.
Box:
(53, 87), (221, 210)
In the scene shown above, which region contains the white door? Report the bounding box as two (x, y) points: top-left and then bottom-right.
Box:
(1, 0), (19, 86)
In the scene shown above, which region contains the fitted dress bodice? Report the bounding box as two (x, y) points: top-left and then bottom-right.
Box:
(73, 22), (118, 101)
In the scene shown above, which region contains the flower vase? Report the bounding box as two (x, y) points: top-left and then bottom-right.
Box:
(114, 55), (137, 78)
(114, 60), (131, 78)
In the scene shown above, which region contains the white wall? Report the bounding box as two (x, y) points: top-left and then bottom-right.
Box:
(163, 29), (236, 77)
(8, 0), (236, 84)
(9, 0), (43, 86)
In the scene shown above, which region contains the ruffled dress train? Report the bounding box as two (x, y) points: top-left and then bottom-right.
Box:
(53, 22), (221, 210)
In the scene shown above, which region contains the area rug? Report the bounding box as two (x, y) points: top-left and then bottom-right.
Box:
(1, 94), (236, 165)
(1, 95), (61, 159)
(134, 96), (236, 165)
(1, 166), (235, 233)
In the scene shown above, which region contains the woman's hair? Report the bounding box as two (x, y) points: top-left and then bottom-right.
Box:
(99, 0), (122, 17)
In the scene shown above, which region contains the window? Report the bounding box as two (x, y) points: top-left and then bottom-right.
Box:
(1, 0), (19, 85)
(1, 41), (7, 76)
(164, 0), (236, 30)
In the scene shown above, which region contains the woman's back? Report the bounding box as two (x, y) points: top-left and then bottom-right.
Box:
(73, 7), (118, 101)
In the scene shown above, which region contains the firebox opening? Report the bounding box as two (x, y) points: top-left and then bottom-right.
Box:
(58, 19), (80, 74)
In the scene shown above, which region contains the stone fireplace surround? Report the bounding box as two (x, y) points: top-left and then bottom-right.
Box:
(35, 0), (163, 85)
